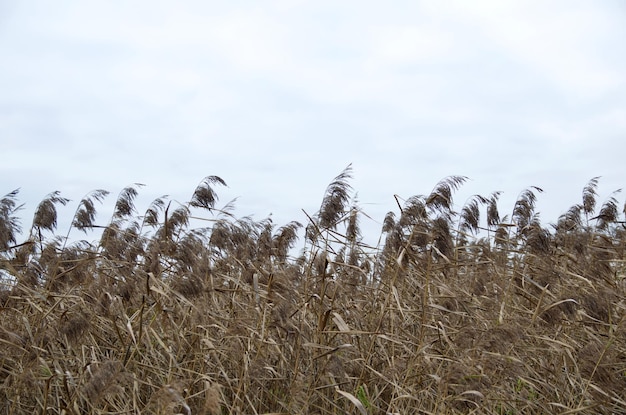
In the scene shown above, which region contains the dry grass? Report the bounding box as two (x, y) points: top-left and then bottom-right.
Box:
(1, 170), (626, 414)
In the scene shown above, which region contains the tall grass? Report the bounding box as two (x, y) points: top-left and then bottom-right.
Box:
(1, 170), (625, 414)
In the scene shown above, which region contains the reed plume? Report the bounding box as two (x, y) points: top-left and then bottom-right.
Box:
(582, 176), (600, 221)
(318, 164), (353, 230)
(70, 189), (109, 233)
(0, 189), (22, 252)
(426, 175), (467, 213)
(189, 175), (227, 211)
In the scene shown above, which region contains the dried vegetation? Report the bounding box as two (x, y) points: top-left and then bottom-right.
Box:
(1, 169), (626, 414)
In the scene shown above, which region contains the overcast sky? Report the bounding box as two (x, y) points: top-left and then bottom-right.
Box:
(1, 1), (625, 246)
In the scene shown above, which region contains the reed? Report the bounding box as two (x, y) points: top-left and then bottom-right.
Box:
(0, 171), (625, 414)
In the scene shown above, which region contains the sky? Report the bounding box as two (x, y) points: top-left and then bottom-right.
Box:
(1, 1), (625, 247)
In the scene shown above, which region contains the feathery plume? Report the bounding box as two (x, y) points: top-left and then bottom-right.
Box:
(71, 189), (109, 233)
(582, 176), (600, 217)
(189, 175), (227, 211)
(512, 186), (543, 231)
(398, 195), (427, 228)
(426, 175), (468, 213)
(142, 195), (168, 229)
(557, 204), (583, 232)
(459, 195), (489, 235)
(112, 184), (144, 221)
(32, 191), (69, 233)
(273, 221), (302, 261)
(486, 191), (502, 228)
(593, 192), (621, 231)
(346, 206), (361, 244)
(382, 211), (395, 234)
(319, 164), (353, 230)
(0, 189), (23, 251)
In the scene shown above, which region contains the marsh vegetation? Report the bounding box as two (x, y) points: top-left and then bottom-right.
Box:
(1, 168), (625, 414)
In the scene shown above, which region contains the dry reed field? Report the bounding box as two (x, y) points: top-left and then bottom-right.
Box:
(1, 167), (625, 414)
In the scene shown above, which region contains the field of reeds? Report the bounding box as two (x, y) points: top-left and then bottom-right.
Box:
(1, 166), (625, 414)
